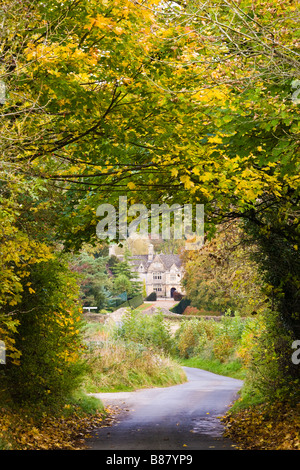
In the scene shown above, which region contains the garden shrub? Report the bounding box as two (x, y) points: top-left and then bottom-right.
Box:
(170, 297), (191, 314)
(183, 306), (200, 316)
(146, 292), (157, 301)
(173, 291), (183, 301)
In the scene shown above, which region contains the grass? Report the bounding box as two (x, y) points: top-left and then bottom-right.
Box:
(82, 321), (108, 340)
(133, 303), (154, 312)
(178, 356), (246, 380)
(64, 391), (105, 415)
(83, 338), (187, 393)
(81, 315), (246, 395)
(81, 313), (190, 393)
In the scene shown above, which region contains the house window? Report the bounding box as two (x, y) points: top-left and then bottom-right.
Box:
(153, 272), (162, 280)
(153, 286), (162, 292)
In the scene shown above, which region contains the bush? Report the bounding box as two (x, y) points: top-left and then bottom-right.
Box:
(175, 318), (217, 359)
(183, 306), (200, 316)
(218, 310), (246, 342)
(170, 297), (191, 314)
(213, 334), (235, 362)
(173, 291), (183, 301)
(128, 294), (143, 309)
(183, 306), (222, 316)
(3, 255), (86, 410)
(146, 292), (157, 301)
(175, 312), (248, 363)
(114, 309), (174, 355)
(239, 310), (300, 404)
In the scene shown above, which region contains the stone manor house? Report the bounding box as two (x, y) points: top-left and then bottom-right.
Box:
(109, 242), (185, 298)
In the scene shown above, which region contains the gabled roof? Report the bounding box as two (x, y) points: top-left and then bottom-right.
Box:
(130, 255), (149, 268)
(129, 253), (182, 271)
(159, 254), (182, 270)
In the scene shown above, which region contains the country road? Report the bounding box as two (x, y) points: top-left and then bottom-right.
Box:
(86, 367), (243, 451)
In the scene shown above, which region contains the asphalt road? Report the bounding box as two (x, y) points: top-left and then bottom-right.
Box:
(86, 367), (243, 450)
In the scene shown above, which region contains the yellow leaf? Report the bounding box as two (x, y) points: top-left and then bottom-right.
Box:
(180, 175), (194, 189)
(207, 135), (223, 144)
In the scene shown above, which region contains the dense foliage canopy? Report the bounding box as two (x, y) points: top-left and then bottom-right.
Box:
(0, 0), (299, 410)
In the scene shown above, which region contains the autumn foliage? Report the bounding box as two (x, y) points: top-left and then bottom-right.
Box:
(223, 402), (300, 450)
(0, 0), (300, 450)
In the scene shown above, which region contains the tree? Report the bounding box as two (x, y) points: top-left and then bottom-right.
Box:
(7, 0), (298, 330)
(111, 251), (142, 298)
(70, 249), (113, 311)
(180, 0), (300, 337)
(1, 0), (299, 406)
(112, 274), (133, 297)
(2, 0), (204, 249)
(2, 254), (85, 409)
(182, 222), (267, 315)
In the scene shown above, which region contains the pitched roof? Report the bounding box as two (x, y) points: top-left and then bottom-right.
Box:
(129, 253), (182, 271)
(160, 254), (182, 269)
(130, 255), (148, 268)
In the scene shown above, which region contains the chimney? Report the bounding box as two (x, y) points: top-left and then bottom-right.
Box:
(148, 243), (154, 261)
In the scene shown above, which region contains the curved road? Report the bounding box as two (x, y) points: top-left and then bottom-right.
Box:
(86, 367), (243, 450)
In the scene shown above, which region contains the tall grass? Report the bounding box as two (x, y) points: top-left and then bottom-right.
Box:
(82, 310), (253, 393)
(83, 338), (186, 392)
(82, 312), (186, 393)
